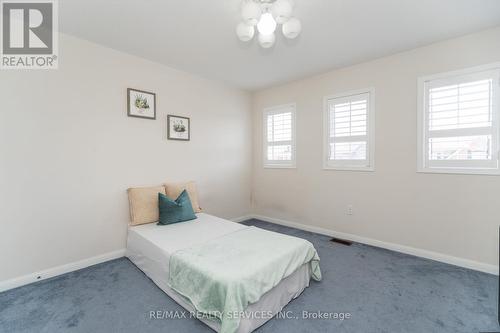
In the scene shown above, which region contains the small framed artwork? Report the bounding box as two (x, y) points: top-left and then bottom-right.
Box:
(167, 115), (190, 141)
(127, 88), (156, 120)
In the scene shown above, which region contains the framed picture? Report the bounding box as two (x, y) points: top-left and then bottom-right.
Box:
(167, 115), (190, 141)
(127, 88), (156, 119)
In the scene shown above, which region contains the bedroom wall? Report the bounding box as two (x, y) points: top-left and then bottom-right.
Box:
(0, 34), (252, 282)
(251, 27), (500, 270)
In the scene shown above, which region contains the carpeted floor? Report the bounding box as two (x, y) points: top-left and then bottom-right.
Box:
(1, 219), (499, 333)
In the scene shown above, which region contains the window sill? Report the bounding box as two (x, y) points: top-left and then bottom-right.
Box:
(417, 167), (500, 176)
(264, 164), (296, 169)
(323, 165), (374, 172)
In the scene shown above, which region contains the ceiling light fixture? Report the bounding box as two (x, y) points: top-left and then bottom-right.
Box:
(236, 0), (301, 49)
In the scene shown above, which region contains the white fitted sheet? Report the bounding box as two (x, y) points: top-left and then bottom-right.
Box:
(126, 213), (311, 333)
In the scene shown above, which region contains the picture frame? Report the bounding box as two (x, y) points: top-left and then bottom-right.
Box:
(167, 115), (190, 141)
(127, 88), (156, 120)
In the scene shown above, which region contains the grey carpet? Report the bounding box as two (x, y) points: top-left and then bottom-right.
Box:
(1, 219), (499, 333)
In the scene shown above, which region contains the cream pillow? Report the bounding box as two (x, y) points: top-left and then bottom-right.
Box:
(164, 181), (202, 213)
(127, 186), (166, 226)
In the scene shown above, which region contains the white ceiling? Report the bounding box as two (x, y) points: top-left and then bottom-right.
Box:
(59, 0), (500, 91)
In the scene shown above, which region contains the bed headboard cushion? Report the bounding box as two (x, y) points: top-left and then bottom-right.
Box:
(164, 181), (202, 213)
(127, 186), (166, 225)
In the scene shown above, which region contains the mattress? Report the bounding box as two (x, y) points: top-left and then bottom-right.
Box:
(126, 213), (311, 333)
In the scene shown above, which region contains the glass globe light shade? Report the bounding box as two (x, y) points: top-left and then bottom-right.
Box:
(282, 17), (301, 39)
(257, 13), (277, 35)
(236, 22), (255, 42)
(271, 0), (293, 24)
(258, 32), (276, 48)
(241, 1), (261, 26)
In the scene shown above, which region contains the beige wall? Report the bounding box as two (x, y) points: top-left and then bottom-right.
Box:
(0, 34), (252, 282)
(2, 26), (500, 285)
(252, 27), (500, 268)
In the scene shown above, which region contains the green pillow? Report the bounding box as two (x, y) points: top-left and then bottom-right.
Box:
(157, 190), (197, 225)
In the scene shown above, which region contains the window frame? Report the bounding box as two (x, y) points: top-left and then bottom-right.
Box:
(323, 88), (375, 171)
(263, 103), (297, 169)
(417, 63), (500, 175)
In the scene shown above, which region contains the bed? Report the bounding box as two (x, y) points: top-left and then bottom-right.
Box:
(126, 213), (320, 333)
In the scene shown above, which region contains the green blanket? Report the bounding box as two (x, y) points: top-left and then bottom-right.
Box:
(168, 226), (321, 333)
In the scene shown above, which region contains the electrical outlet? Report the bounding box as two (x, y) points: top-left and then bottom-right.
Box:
(347, 205), (353, 215)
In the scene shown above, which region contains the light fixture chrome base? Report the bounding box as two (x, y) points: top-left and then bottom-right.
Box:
(237, 0), (301, 48)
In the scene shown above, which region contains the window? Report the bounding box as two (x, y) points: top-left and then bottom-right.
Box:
(418, 65), (500, 175)
(263, 104), (296, 168)
(324, 89), (375, 171)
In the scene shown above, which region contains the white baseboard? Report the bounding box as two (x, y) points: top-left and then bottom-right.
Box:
(250, 214), (498, 275)
(1, 214), (497, 293)
(0, 249), (126, 293)
(231, 215), (254, 223)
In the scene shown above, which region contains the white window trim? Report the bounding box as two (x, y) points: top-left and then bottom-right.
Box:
(263, 103), (297, 168)
(323, 88), (375, 171)
(417, 63), (500, 175)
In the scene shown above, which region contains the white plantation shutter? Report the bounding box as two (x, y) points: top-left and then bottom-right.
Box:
(264, 104), (296, 167)
(324, 90), (374, 170)
(420, 67), (500, 173)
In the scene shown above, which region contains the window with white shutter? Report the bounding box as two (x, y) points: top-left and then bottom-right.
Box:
(263, 104), (296, 168)
(418, 65), (500, 174)
(324, 89), (375, 171)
